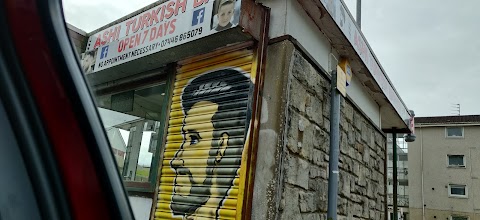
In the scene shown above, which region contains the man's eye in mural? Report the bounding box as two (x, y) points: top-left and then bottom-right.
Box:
(188, 130), (201, 145)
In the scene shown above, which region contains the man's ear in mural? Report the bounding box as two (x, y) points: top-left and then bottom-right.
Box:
(215, 132), (229, 164)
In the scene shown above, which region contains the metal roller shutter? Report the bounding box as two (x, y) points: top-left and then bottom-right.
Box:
(155, 49), (254, 220)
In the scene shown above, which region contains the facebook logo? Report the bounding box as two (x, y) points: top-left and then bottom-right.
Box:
(100, 46), (109, 59)
(192, 8), (205, 26)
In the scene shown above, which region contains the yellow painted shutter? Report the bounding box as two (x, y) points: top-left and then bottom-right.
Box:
(155, 49), (254, 220)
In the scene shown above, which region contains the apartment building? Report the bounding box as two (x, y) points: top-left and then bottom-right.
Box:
(409, 115), (480, 220)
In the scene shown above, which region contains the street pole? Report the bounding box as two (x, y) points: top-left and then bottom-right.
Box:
(327, 69), (341, 220)
(392, 131), (398, 220)
(356, 0), (362, 28)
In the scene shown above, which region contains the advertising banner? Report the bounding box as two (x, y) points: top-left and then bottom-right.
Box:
(82, 0), (241, 73)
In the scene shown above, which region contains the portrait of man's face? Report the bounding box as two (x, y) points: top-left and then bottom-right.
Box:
(169, 68), (251, 219)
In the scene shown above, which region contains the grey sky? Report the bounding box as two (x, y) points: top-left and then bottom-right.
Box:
(63, 0), (480, 117)
(344, 0), (480, 117)
(62, 0), (157, 32)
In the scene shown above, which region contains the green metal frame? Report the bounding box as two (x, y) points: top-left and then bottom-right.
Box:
(124, 68), (175, 193)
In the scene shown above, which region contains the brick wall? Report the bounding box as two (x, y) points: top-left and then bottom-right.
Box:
(278, 50), (387, 220)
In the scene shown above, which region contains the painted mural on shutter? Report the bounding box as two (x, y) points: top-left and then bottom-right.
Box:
(155, 49), (255, 220)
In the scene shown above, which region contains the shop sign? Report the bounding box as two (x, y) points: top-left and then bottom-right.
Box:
(336, 65), (347, 97)
(81, 0), (241, 73)
(339, 58), (352, 86)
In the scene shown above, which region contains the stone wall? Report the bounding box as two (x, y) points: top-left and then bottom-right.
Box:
(278, 49), (387, 220)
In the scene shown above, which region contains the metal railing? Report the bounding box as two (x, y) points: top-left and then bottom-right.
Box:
(388, 194), (409, 207)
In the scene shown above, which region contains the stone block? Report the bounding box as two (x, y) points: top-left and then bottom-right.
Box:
(367, 181), (373, 198)
(346, 157), (353, 172)
(376, 211), (382, 220)
(337, 197), (348, 215)
(285, 154), (298, 185)
(370, 132), (376, 149)
(324, 154), (329, 164)
(356, 142), (365, 155)
(305, 95), (323, 126)
(298, 117), (307, 132)
(349, 146), (358, 160)
(323, 93), (330, 118)
(350, 194), (362, 203)
(361, 122), (369, 143)
(353, 160), (360, 176)
(347, 125), (355, 146)
(376, 196), (382, 211)
(340, 116), (349, 132)
(287, 137), (299, 154)
(369, 199), (376, 210)
(297, 158), (310, 190)
(298, 191), (316, 212)
(363, 146), (370, 163)
(299, 119), (314, 161)
(301, 213), (321, 220)
(339, 172), (351, 197)
(375, 132), (384, 146)
(355, 129), (362, 143)
(280, 185), (300, 220)
(313, 125), (328, 151)
(289, 77), (307, 113)
(344, 102), (354, 122)
(287, 108), (299, 153)
(317, 194), (328, 212)
(358, 186), (366, 196)
(340, 131), (349, 155)
(353, 203), (362, 217)
(365, 167), (372, 180)
(353, 111), (362, 130)
(379, 159), (385, 173)
(299, 142), (313, 162)
(323, 118), (330, 133)
(362, 198), (369, 218)
(285, 155), (309, 190)
(307, 177), (319, 192)
(309, 166), (321, 179)
(312, 149), (323, 166)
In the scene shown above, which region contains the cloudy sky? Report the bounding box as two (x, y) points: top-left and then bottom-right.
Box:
(342, 0), (480, 117)
(63, 0), (480, 117)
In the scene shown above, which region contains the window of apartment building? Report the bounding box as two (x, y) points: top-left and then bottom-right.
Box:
(448, 184), (468, 198)
(448, 155), (466, 167)
(446, 127), (464, 138)
(450, 216), (469, 220)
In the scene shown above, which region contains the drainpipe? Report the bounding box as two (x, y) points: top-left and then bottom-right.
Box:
(420, 127), (425, 220)
(327, 69), (341, 220)
(392, 131), (398, 220)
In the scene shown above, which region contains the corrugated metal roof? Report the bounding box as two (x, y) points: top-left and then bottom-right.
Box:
(415, 115), (480, 124)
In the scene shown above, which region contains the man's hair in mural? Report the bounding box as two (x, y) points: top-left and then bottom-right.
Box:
(170, 68), (252, 218)
(181, 68), (251, 124)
